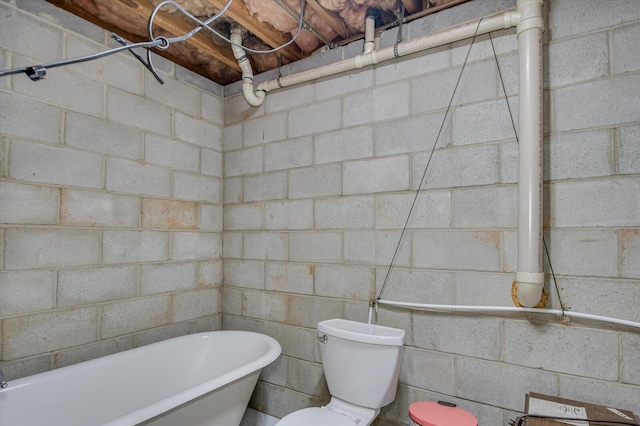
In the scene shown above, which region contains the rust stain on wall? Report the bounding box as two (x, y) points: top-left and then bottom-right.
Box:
(141, 198), (198, 229)
(473, 230), (500, 250)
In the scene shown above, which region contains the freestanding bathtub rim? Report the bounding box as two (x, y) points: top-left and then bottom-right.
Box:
(0, 330), (282, 426)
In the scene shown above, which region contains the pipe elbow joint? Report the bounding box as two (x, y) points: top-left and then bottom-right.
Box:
(516, 0), (544, 34)
(243, 84), (265, 107)
(230, 29), (266, 107)
(363, 9), (378, 55)
(515, 272), (545, 308)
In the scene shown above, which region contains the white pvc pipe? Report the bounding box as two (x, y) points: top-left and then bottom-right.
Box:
(252, 9), (519, 95)
(363, 15), (376, 54)
(377, 300), (640, 329)
(236, 2), (549, 311)
(230, 29), (265, 107)
(515, 0), (545, 307)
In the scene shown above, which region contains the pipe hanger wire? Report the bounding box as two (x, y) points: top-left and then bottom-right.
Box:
(375, 18), (485, 305)
(488, 32), (568, 317)
(111, 33), (164, 85)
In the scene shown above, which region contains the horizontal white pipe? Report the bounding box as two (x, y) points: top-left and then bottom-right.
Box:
(377, 299), (640, 329)
(255, 9), (519, 94)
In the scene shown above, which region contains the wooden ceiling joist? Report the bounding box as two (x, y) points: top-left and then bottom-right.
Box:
(115, 0), (240, 72)
(46, 0), (464, 86)
(205, 0), (306, 62)
(306, 0), (351, 39)
(44, 0), (218, 79)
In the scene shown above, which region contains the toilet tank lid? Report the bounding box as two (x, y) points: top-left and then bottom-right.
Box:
(318, 319), (405, 346)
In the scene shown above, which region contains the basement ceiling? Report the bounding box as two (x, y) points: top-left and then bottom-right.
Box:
(46, 0), (469, 86)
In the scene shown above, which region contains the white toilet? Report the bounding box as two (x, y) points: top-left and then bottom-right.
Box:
(276, 318), (405, 426)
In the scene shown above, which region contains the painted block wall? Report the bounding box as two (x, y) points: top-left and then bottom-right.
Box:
(222, 0), (640, 424)
(0, 1), (223, 379)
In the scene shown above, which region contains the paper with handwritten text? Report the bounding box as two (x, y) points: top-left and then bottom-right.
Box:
(528, 398), (588, 426)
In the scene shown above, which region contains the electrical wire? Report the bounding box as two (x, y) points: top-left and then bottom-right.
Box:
(0, 0), (306, 80)
(0, 38), (168, 79)
(147, 0), (307, 55)
(148, 0), (233, 44)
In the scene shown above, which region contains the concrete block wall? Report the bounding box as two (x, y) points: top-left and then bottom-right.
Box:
(1, 0), (639, 425)
(0, 1), (223, 379)
(223, 0), (640, 424)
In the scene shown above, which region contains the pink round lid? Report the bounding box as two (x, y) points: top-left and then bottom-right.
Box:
(409, 401), (478, 426)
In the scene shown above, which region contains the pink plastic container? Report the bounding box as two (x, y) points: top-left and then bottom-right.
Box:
(409, 401), (478, 426)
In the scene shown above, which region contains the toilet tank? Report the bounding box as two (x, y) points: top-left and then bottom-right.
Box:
(317, 319), (405, 409)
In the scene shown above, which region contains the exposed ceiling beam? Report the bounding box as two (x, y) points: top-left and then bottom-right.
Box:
(273, 0), (334, 46)
(306, 0), (351, 39)
(204, 0), (306, 62)
(44, 0), (219, 79)
(114, 0), (241, 72)
(46, 0), (469, 86)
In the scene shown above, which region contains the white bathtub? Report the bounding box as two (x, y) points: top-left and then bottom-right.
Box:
(0, 330), (281, 426)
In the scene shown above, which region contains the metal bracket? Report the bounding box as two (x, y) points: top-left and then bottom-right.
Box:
(26, 66), (46, 81)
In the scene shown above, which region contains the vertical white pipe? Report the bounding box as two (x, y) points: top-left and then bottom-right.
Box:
(363, 14), (376, 54)
(230, 28), (266, 107)
(516, 0), (545, 307)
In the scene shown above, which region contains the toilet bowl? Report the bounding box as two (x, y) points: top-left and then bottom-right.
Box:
(276, 318), (405, 426)
(276, 398), (376, 426)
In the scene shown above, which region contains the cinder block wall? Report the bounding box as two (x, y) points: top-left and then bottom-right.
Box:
(1, 0), (638, 424)
(0, 2), (223, 378)
(222, 0), (640, 424)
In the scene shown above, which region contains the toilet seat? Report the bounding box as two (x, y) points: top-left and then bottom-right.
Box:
(276, 407), (357, 426)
